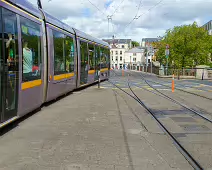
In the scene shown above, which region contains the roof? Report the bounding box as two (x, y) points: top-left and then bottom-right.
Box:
(7, 0), (109, 47)
(202, 20), (212, 27)
(7, 0), (42, 18)
(125, 47), (144, 53)
(142, 38), (160, 42)
(42, 9), (109, 47)
(103, 39), (132, 44)
(73, 29), (109, 47)
(42, 11), (75, 34)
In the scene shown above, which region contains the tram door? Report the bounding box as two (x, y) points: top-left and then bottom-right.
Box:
(94, 45), (100, 81)
(0, 8), (19, 122)
(80, 41), (88, 85)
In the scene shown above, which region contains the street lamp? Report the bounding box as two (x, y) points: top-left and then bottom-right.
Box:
(130, 56), (131, 70)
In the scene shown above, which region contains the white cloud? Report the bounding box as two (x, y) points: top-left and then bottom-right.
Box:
(28, 0), (212, 42)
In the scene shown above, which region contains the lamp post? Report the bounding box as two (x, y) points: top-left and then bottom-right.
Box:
(130, 56), (131, 70)
(146, 48), (148, 72)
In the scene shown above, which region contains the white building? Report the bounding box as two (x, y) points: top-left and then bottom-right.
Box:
(202, 20), (212, 35)
(124, 47), (145, 70)
(102, 39), (132, 69)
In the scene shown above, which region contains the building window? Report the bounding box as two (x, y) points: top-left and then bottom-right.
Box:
(120, 51), (122, 55)
(133, 53), (136, 56)
(115, 51), (118, 55)
(148, 59), (150, 63)
(111, 51), (113, 55)
(122, 45), (124, 48)
(120, 64), (122, 69)
(20, 16), (42, 82)
(120, 56), (122, 61)
(133, 58), (136, 61)
(112, 56), (113, 61)
(116, 56), (118, 61)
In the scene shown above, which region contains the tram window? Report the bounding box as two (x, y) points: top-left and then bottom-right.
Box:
(53, 30), (65, 75)
(100, 47), (107, 68)
(80, 41), (88, 71)
(95, 45), (100, 70)
(0, 8), (2, 66)
(64, 35), (74, 73)
(88, 43), (95, 70)
(106, 48), (110, 68)
(0, 8), (1, 111)
(2, 8), (19, 111)
(20, 16), (41, 82)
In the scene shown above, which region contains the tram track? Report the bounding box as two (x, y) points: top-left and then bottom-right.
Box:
(127, 71), (212, 123)
(139, 72), (212, 101)
(108, 70), (212, 169)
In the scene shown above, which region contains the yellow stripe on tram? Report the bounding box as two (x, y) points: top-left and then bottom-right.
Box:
(22, 79), (42, 90)
(54, 74), (67, 81)
(88, 70), (95, 74)
(54, 73), (75, 81)
(100, 68), (109, 72)
(66, 73), (75, 79)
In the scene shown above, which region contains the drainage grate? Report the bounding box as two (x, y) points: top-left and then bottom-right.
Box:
(160, 109), (188, 115)
(180, 124), (211, 131)
(154, 114), (166, 118)
(171, 117), (197, 122)
(172, 133), (187, 138)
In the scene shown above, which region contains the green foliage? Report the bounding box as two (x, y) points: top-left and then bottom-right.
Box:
(132, 41), (140, 47)
(153, 22), (212, 68)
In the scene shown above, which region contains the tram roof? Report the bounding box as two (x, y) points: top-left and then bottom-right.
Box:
(7, 0), (42, 18)
(74, 28), (110, 47)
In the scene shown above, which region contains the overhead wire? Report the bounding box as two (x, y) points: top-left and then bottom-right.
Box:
(115, 0), (143, 37)
(86, 0), (107, 16)
(136, 0), (163, 19)
(110, 0), (125, 17)
(117, 0), (164, 38)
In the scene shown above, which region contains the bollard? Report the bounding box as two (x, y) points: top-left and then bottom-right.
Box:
(98, 70), (100, 88)
(202, 69), (204, 80)
(172, 74), (175, 92)
(177, 70), (180, 80)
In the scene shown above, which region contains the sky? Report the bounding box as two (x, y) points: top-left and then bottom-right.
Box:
(28, 0), (212, 42)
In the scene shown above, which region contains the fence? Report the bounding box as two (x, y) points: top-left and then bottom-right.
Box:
(162, 67), (212, 79)
(140, 65), (212, 79)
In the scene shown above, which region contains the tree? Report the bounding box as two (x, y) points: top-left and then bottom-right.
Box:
(153, 22), (212, 69)
(132, 41), (140, 47)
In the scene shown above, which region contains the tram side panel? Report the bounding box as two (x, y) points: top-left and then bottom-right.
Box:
(100, 47), (109, 80)
(45, 26), (77, 102)
(76, 37), (81, 88)
(87, 42), (95, 84)
(65, 34), (77, 92)
(18, 12), (44, 116)
(78, 39), (89, 87)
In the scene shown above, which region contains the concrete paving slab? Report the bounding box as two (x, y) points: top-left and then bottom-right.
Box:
(0, 83), (193, 170)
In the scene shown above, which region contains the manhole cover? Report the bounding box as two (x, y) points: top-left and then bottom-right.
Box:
(180, 124), (211, 131)
(171, 117), (197, 122)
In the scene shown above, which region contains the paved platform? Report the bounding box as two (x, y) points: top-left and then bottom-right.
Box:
(0, 83), (192, 169)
